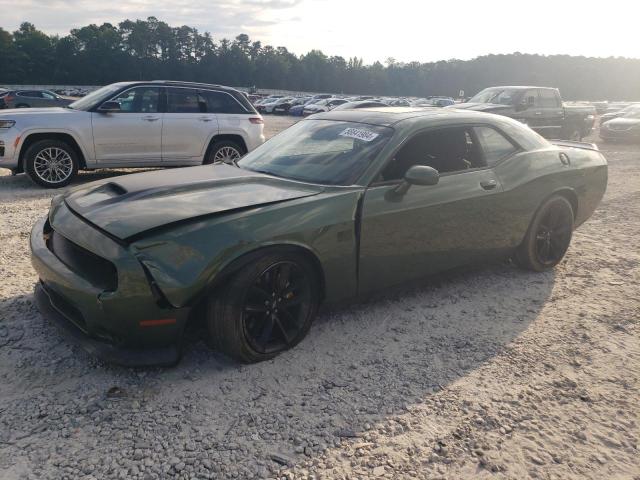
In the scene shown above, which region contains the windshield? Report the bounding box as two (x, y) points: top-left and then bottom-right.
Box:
(68, 83), (129, 111)
(469, 88), (521, 105)
(238, 120), (393, 185)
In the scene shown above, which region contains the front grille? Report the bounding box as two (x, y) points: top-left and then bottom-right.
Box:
(46, 229), (118, 292)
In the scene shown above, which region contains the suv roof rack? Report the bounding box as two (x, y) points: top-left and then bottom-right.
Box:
(150, 80), (231, 89)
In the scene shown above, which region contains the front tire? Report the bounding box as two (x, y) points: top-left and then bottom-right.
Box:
(515, 195), (574, 272)
(203, 140), (244, 165)
(207, 252), (319, 363)
(24, 139), (79, 188)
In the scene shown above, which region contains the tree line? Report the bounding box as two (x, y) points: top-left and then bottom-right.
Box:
(1, 17), (640, 100)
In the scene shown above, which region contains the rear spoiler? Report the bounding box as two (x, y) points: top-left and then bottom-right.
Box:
(551, 140), (599, 151)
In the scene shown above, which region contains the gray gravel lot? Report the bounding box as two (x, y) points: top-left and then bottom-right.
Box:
(0, 116), (638, 479)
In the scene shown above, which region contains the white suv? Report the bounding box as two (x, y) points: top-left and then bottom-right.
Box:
(0, 81), (265, 187)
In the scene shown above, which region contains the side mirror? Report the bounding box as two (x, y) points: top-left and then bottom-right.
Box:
(405, 165), (439, 185)
(98, 101), (121, 113)
(393, 165), (439, 196)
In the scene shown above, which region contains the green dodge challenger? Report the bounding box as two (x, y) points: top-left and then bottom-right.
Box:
(30, 108), (608, 366)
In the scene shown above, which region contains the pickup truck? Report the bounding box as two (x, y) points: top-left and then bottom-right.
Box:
(450, 86), (595, 140)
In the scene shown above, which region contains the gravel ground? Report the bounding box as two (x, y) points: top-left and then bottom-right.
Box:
(0, 116), (638, 480)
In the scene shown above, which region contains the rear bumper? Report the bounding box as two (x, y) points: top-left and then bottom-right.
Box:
(30, 212), (191, 366)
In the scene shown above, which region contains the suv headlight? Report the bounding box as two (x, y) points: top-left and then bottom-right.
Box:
(0, 120), (15, 129)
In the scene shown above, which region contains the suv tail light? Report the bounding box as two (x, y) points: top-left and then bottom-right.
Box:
(249, 117), (264, 124)
(4, 95), (14, 103)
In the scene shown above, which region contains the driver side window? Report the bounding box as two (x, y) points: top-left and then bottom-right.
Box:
(378, 127), (485, 182)
(109, 87), (160, 113)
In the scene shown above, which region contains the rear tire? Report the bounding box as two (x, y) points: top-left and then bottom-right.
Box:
(24, 139), (78, 188)
(206, 252), (319, 363)
(515, 195), (574, 272)
(203, 140), (245, 165)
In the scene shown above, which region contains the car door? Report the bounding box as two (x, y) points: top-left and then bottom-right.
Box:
(514, 89), (544, 131)
(202, 89), (251, 147)
(16, 90), (43, 107)
(91, 86), (162, 163)
(537, 89), (564, 138)
(358, 126), (507, 294)
(161, 87), (218, 162)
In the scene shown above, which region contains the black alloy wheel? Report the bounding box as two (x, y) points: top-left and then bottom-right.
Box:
(533, 205), (573, 266)
(242, 261), (312, 355)
(515, 195), (574, 272)
(207, 251), (319, 362)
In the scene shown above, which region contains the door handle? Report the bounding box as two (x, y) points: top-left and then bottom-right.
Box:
(535, 111), (543, 115)
(143, 116), (160, 121)
(480, 180), (498, 190)
(198, 117), (213, 122)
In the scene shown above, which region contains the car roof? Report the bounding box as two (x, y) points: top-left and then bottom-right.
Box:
(309, 107), (498, 127)
(114, 80), (241, 93)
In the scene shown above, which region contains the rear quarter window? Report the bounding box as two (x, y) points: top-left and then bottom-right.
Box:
(473, 126), (519, 165)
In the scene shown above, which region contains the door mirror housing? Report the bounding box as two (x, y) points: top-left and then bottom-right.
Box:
(98, 101), (121, 113)
(392, 165), (440, 197)
(405, 165), (440, 186)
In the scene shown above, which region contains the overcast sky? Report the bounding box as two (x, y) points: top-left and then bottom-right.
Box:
(0, 0), (637, 63)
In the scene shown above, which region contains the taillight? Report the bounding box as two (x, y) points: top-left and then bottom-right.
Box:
(249, 117), (264, 124)
(4, 95), (14, 103)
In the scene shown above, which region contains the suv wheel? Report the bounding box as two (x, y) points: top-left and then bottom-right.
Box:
(24, 139), (79, 188)
(204, 141), (244, 165)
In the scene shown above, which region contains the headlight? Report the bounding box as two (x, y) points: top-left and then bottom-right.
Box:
(0, 120), (15, 129)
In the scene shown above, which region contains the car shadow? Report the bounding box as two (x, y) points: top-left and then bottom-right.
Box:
(1, 260), (555, 475)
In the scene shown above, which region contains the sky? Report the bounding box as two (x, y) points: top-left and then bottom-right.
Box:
(0, 0), (638, 64)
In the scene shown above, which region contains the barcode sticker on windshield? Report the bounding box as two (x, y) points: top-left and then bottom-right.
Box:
(339, 128), (379, 142)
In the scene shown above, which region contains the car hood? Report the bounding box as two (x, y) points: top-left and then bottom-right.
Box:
(604, 117), (640, 127)
(63, 165), (323, 241)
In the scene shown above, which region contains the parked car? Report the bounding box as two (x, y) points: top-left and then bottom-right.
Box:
(386, 99), (411, 107)
(290, 98), (319, 116)
(452, 86), (596, 140)
(427, 97), (456, 107)
(272, 97), (310, 115)
(254, 95), (283, 107)
(331, 100), (389, 111)
(599, 104), (640, 126)
(303, 98), (348, 115)
(600, 108), (640, 142)
(260, 97), (297, 114)
(0, 80), (265, 187)
(0, 89), (74, 109)
(30, 108), (607, 366)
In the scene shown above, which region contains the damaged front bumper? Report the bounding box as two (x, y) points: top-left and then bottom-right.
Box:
(29, 206), (191, 367)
